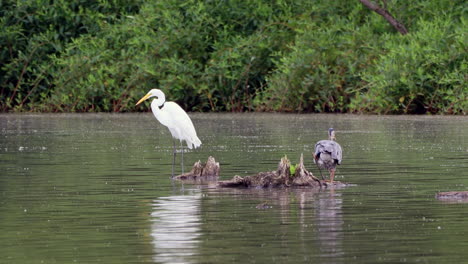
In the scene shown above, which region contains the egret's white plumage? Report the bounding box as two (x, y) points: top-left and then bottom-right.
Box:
(136, 89), (201, 175)
(313, 128), (342, 182)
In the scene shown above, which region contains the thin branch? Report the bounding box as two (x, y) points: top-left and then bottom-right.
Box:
(359, 0), (408, 35)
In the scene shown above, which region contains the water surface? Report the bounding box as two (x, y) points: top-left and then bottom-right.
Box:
(1, 113), (467, 263)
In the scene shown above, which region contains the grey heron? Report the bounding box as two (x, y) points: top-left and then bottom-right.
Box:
(313, 128), (343, 182)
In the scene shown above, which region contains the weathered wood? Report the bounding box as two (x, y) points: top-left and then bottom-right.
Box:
(292, 154), (322, 186)
(255, 202), (272, 209)
(175, 154), (351, 189)
(436, 191), (468, 202)
(173, 156), (220, 180)
(218, 154), (347, 188)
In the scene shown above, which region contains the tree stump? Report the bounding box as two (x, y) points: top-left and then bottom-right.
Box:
(173, 156), (220, 180)
(218, 154), (347, 188)
(175, 154), (351, 189)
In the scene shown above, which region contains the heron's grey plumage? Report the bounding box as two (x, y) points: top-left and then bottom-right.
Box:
(313, 128), (343, 182)
(314, 140), (342, 169)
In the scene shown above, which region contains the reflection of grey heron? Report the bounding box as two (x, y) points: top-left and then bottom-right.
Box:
(315, 191), (344, 259)
(313, 128), (343, 182)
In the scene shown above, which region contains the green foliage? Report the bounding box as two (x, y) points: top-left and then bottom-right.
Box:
(258, 3), (375, 112)
(47, 0), (311, 112)
(352, 16), (467, 114)
(260, 0), (466, 114)
(0, 0), (143, 111)
(289, 164), (296, 176)
(289, 163), (301, 177)
(1, 0), (466, 114)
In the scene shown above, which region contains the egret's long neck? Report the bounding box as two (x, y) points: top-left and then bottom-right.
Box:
(150, 98), (168, 125)
(149, 89), (169, 125)
(151, 99), (162, 114)
(152, 91), (165, 108)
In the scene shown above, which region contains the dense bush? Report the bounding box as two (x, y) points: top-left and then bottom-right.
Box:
(257, 2), (377, 112)
(0, 0), (143, 111)
(1, 0), (466, 114)
(48, 0), (312, 112)
(260, 0), (467, 114)
(353, 16), (467, 114)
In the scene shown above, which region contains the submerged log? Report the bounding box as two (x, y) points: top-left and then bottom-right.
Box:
(436, 191), (468, 202)
(173, 156), (220, 180)
(218, 154), (347, 188)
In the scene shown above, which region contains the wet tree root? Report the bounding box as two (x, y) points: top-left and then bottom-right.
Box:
(217, 154), (321, 188)
(174, 154), (350, 189)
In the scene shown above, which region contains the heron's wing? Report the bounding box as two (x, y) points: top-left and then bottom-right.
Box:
(315, 140), (342, 164)
(314, 140), (327, 155)
(334, 142), (342, 165)
(163, 102), (202, 149)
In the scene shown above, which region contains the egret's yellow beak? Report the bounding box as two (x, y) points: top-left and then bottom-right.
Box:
(136, 92), (152, 106)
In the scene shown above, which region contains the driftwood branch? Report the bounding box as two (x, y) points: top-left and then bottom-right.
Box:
(359, 0), (408, 35)
(436, 191), (468, 203)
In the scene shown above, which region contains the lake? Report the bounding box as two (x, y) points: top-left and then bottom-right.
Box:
(0, 113), (467, 263)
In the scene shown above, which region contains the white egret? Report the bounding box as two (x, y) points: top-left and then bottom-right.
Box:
(136, 89), (202, 176)
(313, 128), (343, 183)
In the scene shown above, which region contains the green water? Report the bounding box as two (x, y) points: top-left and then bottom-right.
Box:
(1, 113), (467, 263)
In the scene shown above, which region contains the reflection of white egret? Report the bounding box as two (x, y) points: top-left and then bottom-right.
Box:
(136, 89), (202, 175)
(151, 193), (201, 264)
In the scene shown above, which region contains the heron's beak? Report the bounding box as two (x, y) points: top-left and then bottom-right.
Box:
(136, 92), (152, 106)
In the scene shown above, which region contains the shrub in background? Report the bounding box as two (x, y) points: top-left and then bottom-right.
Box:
(352, 16), (467, 114)
(0, 0), (143, 111)
(48, 0), (312, 112)
(1, 0), (466, 114)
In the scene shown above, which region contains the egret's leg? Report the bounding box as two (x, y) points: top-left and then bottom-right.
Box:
(172, 140), (176, 177)
(180, 142), (184, 174)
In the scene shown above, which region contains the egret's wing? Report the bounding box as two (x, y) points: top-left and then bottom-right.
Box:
(164, 102), (202, 149)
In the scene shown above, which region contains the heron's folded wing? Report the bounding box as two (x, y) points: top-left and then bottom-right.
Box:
(316, 140), (342, 164)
